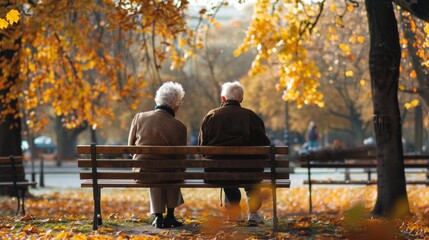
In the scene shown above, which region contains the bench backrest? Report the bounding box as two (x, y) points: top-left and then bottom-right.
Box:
(77, 145), (289, 183)
(0, 156), (25, 183)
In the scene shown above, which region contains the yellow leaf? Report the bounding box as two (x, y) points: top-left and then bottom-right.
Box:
(72, 233), (87, 240)
(53, 225), (67, 230)
(55, 231), (71, 239)
(424, 23), (429, 34)
(404, 102), (412, 109)
(330, 4), (336, 11)
(345, 70), (354, 77)
(6, 9), (20, 24)
(178, 38), (187, 49)
(0, 18), (9, 29)
(411, 99), (419, 107)
(398, 84), (405, 91)
(359, 79), (366, 86)
(339, 43), (350, 52)
(347, 5), (354, 12)
(357, 36), (365, 43)
(410, 70), (417, 78)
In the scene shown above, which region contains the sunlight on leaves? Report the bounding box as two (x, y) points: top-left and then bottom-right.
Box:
(0, 18), (8, 29)
(6, 9), (20, 24)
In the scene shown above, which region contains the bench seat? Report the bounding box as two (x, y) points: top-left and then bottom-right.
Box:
(0, 156), (36, 215)
(77, 144), (290, 232)
(81, 179), (291, 188)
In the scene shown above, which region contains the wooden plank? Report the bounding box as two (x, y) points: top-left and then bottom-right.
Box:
(0, 181), (37, 187)
(76, 145), (288, 155)
(403, 155), (429, 160)
(0, 174), (26, 181)
(300, 162), (429, 168)
(304, 180), (429, 185)
(78, 159), (290, 168)
(81, 179), (291, 188)
(300, 163), (377, 168)
(299, 146), (376, 161)
(79, 172), (290, 180)
(299, 152), (429, 162)
(0, 156), (23, 164)
(304, 180), (376, 185)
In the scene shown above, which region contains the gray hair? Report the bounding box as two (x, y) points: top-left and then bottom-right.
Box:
(155, 82), (185, 108)
(221, 81), (243, 101)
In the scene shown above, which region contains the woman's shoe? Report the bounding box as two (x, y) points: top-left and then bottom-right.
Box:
(163, 216), (183, 228)
(152, 216), (164, 228)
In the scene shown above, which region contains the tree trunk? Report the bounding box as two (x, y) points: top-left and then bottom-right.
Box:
(0, 60), (22, 156)
(0, 25), (22, 196)
(55, 115), (87, 165)
(365, 0), (409, 216)
(414, 105), (423, 153)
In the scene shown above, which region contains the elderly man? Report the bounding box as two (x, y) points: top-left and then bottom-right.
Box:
(128, 81), (186, 228)
(198, 81), (270, 225)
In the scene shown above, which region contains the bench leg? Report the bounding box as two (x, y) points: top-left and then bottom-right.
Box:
(93, 187), (102, 230)
(306, 157), (313, 214)
(272, 187), (278, 233)
(13, 187), (21, 215)
(20, 188), (26, 215)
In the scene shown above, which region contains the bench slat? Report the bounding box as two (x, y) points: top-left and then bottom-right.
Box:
(0, 181), (37, 187)
(81, 179), (291, 188)
(77, 145), (288, 155)
(80, 172), (290, 180)
(0, 174), (26, 181)
(0, 156), (23, 164)
(304, 180), (429, 185)
(78, 159), (289, 168)
(301, 162), (429, 168)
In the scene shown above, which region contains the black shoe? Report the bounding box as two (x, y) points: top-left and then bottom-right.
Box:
(163, 216), (183, 228)
(152, 216), (164, 228)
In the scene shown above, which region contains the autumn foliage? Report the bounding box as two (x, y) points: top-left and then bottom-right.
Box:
(1, 186), (429, 239)
(0, 9), (19, 29)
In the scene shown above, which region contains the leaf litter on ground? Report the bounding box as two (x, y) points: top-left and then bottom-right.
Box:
(0, 186), (429, 239)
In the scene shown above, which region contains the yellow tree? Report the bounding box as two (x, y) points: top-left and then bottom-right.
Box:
(234, 0), (429, 216)
(0, 0), (199, 159)
(398, 14), (429, 153)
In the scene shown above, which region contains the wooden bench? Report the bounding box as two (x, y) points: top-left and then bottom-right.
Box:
(77, 144), (290, 231)
(297, 148), (429, 213)
(0, 156), (37, 215)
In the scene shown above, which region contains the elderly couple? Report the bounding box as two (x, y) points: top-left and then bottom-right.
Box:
(128, 81), (270, 228)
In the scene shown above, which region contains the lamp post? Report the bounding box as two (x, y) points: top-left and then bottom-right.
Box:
(284, 101), (290, 147)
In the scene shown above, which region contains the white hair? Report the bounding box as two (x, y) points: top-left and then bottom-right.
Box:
(221, 81), (243, 101)
(154, 82), (185, 108)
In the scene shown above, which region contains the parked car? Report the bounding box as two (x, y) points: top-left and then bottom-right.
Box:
(21, 136), (57, 160)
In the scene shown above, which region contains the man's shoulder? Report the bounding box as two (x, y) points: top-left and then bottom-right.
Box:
(203, 108), (218, 117)
(174, 118), (187, 130)
(240, 107), (261, 118)
(134, 110), (155, 119)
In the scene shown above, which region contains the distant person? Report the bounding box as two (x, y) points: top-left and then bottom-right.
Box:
(331, 139), (343, 150)
(128, 82), (186, 228)
(306, 121), (319, 150)
(198, 81), (270, 225)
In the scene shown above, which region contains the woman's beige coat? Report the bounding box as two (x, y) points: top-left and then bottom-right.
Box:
(128, 109), (187, 213)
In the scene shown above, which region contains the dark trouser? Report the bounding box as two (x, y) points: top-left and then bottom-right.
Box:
(223, 187), (262, 213)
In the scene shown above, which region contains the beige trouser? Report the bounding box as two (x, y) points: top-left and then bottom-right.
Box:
(149, 187), (184, 214)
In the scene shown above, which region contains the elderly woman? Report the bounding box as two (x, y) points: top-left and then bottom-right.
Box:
(128, 81), (186, 228)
